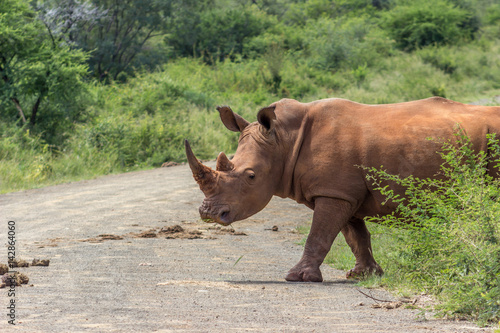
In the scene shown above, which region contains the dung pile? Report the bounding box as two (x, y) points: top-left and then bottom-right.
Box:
(158, 225), (204, 239)
(0, 258), (50, 288)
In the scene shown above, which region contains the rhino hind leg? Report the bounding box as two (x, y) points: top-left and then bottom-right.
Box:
(341, 217), (383, 279)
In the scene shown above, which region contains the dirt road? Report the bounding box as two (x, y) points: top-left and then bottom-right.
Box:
(1, 163), (491, 332)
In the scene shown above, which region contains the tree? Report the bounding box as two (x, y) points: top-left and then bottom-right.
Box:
(36, 0), (107, 48)
(81, 0), (173, 80)
(36, 0), (173, 81)
(0, 0), (37, 123)
(0, 0), (89, 128)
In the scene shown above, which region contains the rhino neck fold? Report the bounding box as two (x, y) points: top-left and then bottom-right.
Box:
(275, 112), (310, 201)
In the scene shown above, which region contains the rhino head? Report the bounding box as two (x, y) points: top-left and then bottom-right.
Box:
(185, 105), (281, 225)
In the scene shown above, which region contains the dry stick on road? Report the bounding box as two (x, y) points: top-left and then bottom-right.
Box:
(356, 288), (418, 306)
(355, 288), (393, 303)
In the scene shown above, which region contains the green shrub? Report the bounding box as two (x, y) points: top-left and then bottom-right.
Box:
(485, 4), (500, 24)
(364, 130), (500, 324)
(168, 5), (272, 62)
(282, 0), (381, 26)
(383, 0), (475, 51)
(418, 46), (458, 74)
(304, 16), (389, 71)
(282, 0), (337, 26)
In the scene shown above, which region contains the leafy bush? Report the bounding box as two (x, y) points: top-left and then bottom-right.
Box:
(168, 5), (272, 62)
(304, 16), (390, 71)
(383, 0), (476, 51)
(364, 130), (500, 324)
(282, 0), (382, 26)
(282, 0), (338, 26)
(485, 4), (500, 24)
(418, 46), (458, 74)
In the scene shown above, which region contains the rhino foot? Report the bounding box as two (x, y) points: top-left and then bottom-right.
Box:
(285, 266), (323, 282)
(346, 264), (384, 280)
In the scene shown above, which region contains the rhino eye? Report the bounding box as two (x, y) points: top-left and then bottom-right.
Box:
(248, 173), (255, 180)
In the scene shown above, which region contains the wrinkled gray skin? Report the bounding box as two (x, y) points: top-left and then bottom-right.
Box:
(186, 97), (500, 282)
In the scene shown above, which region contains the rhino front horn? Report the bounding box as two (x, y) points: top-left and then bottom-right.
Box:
(184, 140), (217, 186)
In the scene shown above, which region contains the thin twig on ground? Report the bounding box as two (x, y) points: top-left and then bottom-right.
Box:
(355, 288), (393, 303)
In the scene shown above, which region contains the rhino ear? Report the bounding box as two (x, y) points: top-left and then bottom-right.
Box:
(217, 106), (250, 132)
(257, 105), (277, 131)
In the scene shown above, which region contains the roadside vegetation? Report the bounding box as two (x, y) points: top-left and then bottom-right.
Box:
(1, 0), (500, 326)
(299, 130), (500, 329)
(301, 131), (500, 325)
(367, 132), (500, 325)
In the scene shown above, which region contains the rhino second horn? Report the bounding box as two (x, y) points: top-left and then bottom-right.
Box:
(184, 140), (217, 185)
(216, 152), (234, 172)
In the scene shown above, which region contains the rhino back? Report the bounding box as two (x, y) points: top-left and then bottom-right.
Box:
(279, 97), (500, 217)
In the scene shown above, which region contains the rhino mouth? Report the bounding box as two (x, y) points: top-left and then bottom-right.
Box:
(199, 202), (232, 225)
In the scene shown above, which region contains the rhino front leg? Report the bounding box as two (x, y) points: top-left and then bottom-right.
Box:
(285, 197), (352, 282)
(341, 217), (383, 279)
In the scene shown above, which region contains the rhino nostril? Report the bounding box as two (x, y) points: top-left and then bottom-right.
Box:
(220, 210), (229, 220)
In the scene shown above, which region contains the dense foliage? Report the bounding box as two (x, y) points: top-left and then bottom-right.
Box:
(383, 0), (478, 51)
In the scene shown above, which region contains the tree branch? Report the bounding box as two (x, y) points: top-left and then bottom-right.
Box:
(30, 95), (43, 126)
(41, 19), (57, 48)
(1, 62), (27, 124)
(114, 26), (155, 80)
(355, 288), (393, 303)
(11, 98), (27, 124)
